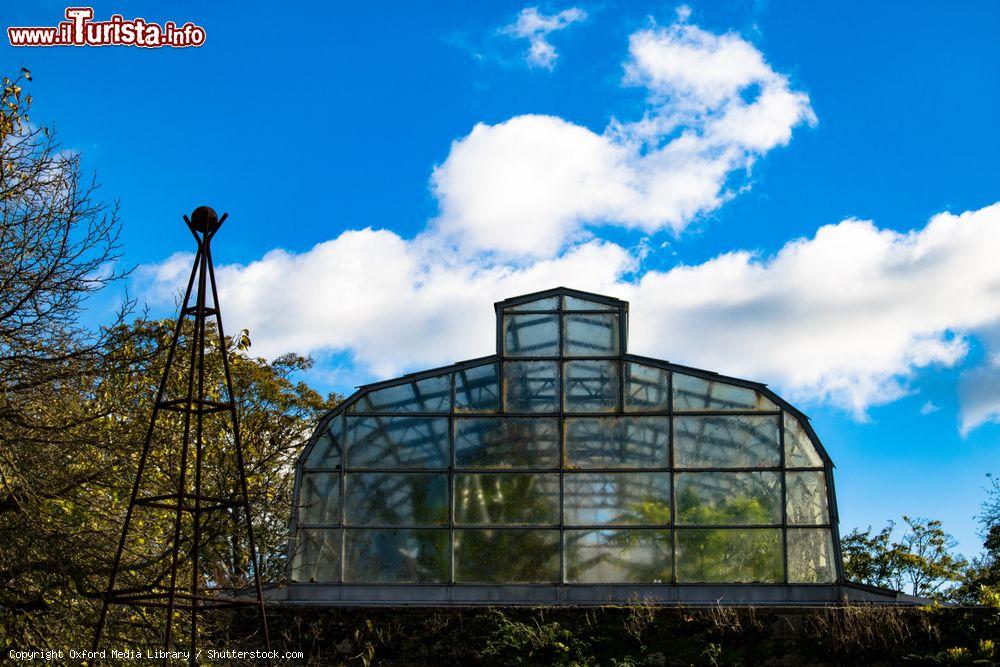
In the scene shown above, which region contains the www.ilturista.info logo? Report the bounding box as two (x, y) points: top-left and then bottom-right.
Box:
(8, 7), (206, 48)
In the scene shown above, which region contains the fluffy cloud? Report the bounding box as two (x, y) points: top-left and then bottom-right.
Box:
(621, 206), (1000, 418)
(140, 203), (1000, 427)
(959, 351), (1000, 434)
(138, 236), (632, 377)
(436, 13), (815, 258)
(502, 6), (587, 69)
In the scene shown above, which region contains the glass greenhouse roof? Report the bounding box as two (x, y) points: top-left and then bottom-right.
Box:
(287, 288), (849, 604)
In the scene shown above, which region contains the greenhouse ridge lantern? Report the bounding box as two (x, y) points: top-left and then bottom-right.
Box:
(282, 287), (913, 605)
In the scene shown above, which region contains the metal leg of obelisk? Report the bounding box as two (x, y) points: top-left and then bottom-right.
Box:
(91, 207), (270, 666)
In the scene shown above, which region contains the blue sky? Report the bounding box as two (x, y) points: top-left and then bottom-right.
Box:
(3, 0), (999, 556)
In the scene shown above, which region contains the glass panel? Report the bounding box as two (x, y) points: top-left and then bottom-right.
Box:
(563, 295), (617, 311)
(786, 471), (830, 525)
(344, 472), (448, 526)
(455, 417), (558, 468)
(454, 529), (560, 583)
(298, 473), (340, 525)
(787, 528), (837, 583)
(784, 413), (824, 467)
(455, 363), (499, 413)
(673, 373), (777, 411)
(506, 296), (560, 311)
(503, 361), (559, 413)
(503, 314), (559, 357)
(290, 529), (341, 583)
(564, 360), (619, 413)
(563, 313), (619, 356)
(565, 417), (669, 469)
(674, 415), (780, 468)
(344, 529), (449, 583)
(675, 472), (782, 525)
(564, 472), (671, 526)
(304, 414), (343, 468)
(346, 416), (449, 469)
(676, 528), (782, 582)
(455, 473), (559, 525)
(624, 363), (669, 412)
(565, 529), (672, 583)
(351, 375), (451, 413)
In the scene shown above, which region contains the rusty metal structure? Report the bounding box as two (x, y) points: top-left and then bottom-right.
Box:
(92, 207), (270, 661)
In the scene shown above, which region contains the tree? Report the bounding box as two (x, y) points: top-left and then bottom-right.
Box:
(1, 316), (340, 650)
(0, 66), (134, 645)
(0, 70), (340, 651)
(955, 474), (1000, 604)
(842, 516), (967, 599)
(841, 523), (895, 590)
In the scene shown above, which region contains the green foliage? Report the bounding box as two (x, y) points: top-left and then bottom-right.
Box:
(482, 609), (589, 666)
(956, 474), (1000, 604)
(251, 604), (1000, 666)
(0, 316), (340, 651)
(842, 516), (968, 599)
(1, 67), (133, 649)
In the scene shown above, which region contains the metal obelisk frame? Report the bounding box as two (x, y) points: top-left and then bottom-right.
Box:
(92, 207), (270, 663)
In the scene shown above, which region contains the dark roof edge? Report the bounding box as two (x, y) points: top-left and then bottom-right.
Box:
(356, 355), (496, 390)
(494, 286), (628, 310)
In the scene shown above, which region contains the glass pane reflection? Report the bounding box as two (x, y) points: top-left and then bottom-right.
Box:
(504, 314), (559, 357)
(787, 529), (837, 583)
(454, 529), (560, 583)
(563, 313), (619, 356)
(624, 363), (669, 412)
(351, 375), (451, 413)
(290, 529), (341, 583)
(565, 529), (672, 583)
(564, 360), (619, 413)
(344, 528), (449, 583)
(304, 415), (343, 469)
(503, 361), (559, 413)
(675, 472), (782, 525)
(346, 416), (449, 469)
(786, 471), (830, 525)
(298, 473), (340, 526)
(784, 413), (824, 467)
(455, 417), (559, 468)
(455, 473), (560, 525)
(673, 373), (777, 411)
(565, 417), (669, 469)
(674, 415), (780, 468)
(676, 529), (782, 583)
(344, 472), (448, 526)
(564, 472), (671, 526)
(455, 363), (499, 413)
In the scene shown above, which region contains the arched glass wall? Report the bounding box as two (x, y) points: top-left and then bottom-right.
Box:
(290, 290), (841, 599)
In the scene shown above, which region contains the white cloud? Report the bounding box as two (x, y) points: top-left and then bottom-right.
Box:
(921, 401), (940, 415)
(502, 6), (587, 69)
(618, 208), (1000, 417)
(436, 14), (815, 259)
(141, 235), (632, 378)
(140, 202), (1000, 427)
(959, 359), (1000, 434)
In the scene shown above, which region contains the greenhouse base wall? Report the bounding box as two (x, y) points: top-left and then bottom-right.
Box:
(272, 582), (921, 606)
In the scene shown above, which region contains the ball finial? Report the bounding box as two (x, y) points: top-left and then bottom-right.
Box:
(190, 206), (219, 233)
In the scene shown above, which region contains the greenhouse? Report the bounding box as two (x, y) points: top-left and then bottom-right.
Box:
(284, 288), (907, 604)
